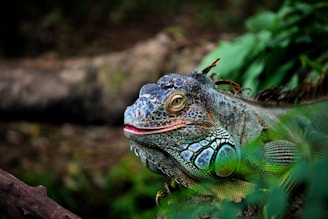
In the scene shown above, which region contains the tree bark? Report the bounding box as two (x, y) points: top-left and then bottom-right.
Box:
(0, 33), (173, 125)
(0, 168), (81, 219)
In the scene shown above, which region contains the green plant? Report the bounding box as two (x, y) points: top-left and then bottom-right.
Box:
(104, 154), (164, 219)
(199, 0), (328, 94)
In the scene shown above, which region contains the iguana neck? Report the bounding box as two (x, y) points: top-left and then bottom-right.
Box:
(206, 88), (281, 146)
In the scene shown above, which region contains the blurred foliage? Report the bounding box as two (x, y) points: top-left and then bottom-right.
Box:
(0, 123), (164, 219)
(155, 115), (328, 219)
(104, 155), (164, 219)
(0, 0), (279, 57)
(199, 0), (328, 94)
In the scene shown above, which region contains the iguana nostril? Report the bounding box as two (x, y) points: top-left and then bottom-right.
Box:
(136, 109), (143, 118)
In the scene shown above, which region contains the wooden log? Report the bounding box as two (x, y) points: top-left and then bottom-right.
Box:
(0, 168), (81, 219)
(0, 33), (173, 125)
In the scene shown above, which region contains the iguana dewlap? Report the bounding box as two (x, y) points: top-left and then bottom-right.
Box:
(123, 69), (328, 201)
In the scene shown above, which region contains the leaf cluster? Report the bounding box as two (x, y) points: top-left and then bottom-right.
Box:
(199, 0), (328, 94)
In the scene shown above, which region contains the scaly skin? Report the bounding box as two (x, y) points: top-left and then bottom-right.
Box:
(123, 69), (328, 202)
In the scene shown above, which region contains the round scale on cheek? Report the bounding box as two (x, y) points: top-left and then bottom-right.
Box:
(180, 150), (193, 162)
(199, 140), (209, 146)
(179, 144), (188, 150)
(188, 143), (202, 152)
(215, 144), (238, 177)
(194, 148), (214, 170)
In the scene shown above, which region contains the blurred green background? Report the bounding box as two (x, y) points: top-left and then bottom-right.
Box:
(1, 0), (328, 218)
(0, 0), (279, 58)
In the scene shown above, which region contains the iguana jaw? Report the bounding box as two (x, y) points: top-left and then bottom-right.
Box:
(123, 123), (187, 136)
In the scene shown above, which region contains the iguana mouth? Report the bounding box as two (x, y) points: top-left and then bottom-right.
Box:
(123, 123), (186, 135)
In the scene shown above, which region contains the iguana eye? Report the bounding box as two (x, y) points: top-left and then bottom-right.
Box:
(166, 93), (186, 113)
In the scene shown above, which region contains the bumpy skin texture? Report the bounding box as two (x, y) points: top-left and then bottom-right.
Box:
(123, 70), (328, 201)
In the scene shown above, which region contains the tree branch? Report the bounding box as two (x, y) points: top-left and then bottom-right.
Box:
(0, 168), (81, 219)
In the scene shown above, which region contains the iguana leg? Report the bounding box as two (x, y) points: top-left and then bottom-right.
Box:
(155, 190), (168, 206)
(205, 179), (256, 203)
(156, 178), (182, 206)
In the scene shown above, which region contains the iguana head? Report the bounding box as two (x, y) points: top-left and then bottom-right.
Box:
(123, 71), (240, 185)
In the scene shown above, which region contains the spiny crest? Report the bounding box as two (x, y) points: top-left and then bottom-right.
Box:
(199, 58), (328, 105)
(191, 57), (244, 96)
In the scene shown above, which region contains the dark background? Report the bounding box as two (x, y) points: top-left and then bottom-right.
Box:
(0, 0), (279, 58)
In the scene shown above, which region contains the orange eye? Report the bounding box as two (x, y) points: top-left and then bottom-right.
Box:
(166, 93), (186, 113)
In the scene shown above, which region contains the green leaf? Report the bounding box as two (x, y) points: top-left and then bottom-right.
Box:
(294, 2), (313, 15)
(242, 57), (265, 91)
(199, 33), (270, 81)
(200, 34), (256, 70)
(261, 59), (295, 90)
(246, 11), (276, 32)
(266, 187), (287, 218)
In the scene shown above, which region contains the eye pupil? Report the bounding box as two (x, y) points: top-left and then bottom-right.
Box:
(165, 93), (186, 113)
(173, 98), (182, 105)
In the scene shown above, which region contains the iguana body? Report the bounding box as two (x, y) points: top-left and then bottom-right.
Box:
(123, 68), (328, 202)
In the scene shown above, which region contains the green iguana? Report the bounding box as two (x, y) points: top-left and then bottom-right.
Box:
(123, 60), (328, 205)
